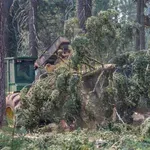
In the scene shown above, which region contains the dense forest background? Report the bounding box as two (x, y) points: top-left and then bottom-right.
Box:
(3, 0), (145, 60)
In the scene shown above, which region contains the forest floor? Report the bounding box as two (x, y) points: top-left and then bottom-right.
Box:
(1, 123), (150, 150)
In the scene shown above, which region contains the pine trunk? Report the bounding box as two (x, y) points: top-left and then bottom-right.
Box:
(4, 0), (16, 57)
(0, 0), (5, 127)
(77, 0), (92, 31)
(136, 0), (146, 50)
(85, 0), (92, 20)
(77, 0), (85, 30)
(136, 0), (141, 50)
(140, 0), (145, 50)
(29, 0), (38, 57)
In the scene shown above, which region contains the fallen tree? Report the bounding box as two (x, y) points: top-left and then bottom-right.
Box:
(16, 37), (150, 131)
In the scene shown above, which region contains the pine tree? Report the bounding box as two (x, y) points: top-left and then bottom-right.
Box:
(136, 0), (145, 50)
(4, 0), (17, 57)
(29, 0), (38, 57)
(0, 0), (5, 127)
(76, 0), (92, 31)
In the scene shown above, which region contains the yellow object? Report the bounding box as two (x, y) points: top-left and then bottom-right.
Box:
(57, 49), (63, 55)
(6, 107), (14, 120)
(45, 64), (56, 73)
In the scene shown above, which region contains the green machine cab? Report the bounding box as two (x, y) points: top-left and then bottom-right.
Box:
(5, 57), (37, 94)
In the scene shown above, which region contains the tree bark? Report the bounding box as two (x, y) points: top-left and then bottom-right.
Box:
(85, 0), (92, 19)
(136, 0), (146, 50)
(29, 0), (38, 57)
(77, 0), (85, 30)
(3, 0), (16, 57)
(136, 0), (141, 51)
(77, 0), (92, 31)
(0, 0), (6, 127)
(140, 0), (145, 50)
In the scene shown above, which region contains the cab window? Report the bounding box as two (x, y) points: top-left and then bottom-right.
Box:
(15, 60), (35, 83)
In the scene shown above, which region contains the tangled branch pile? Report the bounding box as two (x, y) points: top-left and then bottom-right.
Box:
(81, 50), (150, 125)
(18, 67), (81, 130)
(110, 51), (150, 121)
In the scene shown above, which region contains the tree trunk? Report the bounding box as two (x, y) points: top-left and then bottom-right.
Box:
(0, 0), (6, 127)
(29, 0), (38, 57)
(136, 0), (141, 50)
(136, 0), (146, 50)
(140, 0), (145, 50)
(4, 0), (16, 57)
(77, 0), (85, 30)
(77, 0), (92, 31)
(85, 0), (92, 19)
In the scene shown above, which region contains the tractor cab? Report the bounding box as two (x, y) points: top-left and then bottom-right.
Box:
(5, 57), (37, 94)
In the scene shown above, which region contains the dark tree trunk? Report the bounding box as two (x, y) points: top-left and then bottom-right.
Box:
(4, 15), (17, 57)
(77, 0), (85, 30)
(0, 0), (6, 127)
(29, 0), (38, 57)
(4, 0), (17, 57)
(136, 0), (141, 51)
(136, 0), (146, 50)
(140, 0), (145, 50)
(85, 0), (92, 19)
(77, 0), (92, 31)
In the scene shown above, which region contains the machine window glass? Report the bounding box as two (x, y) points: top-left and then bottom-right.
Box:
(10, 60), (14, 83)
(15, 60), (35, 83)
(5, 61), (7, 91)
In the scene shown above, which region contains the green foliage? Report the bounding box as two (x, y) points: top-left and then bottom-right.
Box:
(0, 131), (28, 150)
(56, 73), (68, 92)
(71, 36), (90, 69)
(64, 18), (80, 40)
(80, 51), (150, 123)
(107, 51), (150, 121)
(65, 42), (150, 123)
(0, 129), (94, 150)
(63, 9), (135, 63)
(141, 117), (150, 137)
(86, 10), (117, 60)
(1, 125), (150, 150)
(18, 67), (81, 130)
(64, 74), (81, 121)
(86, 10), (134, 61)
